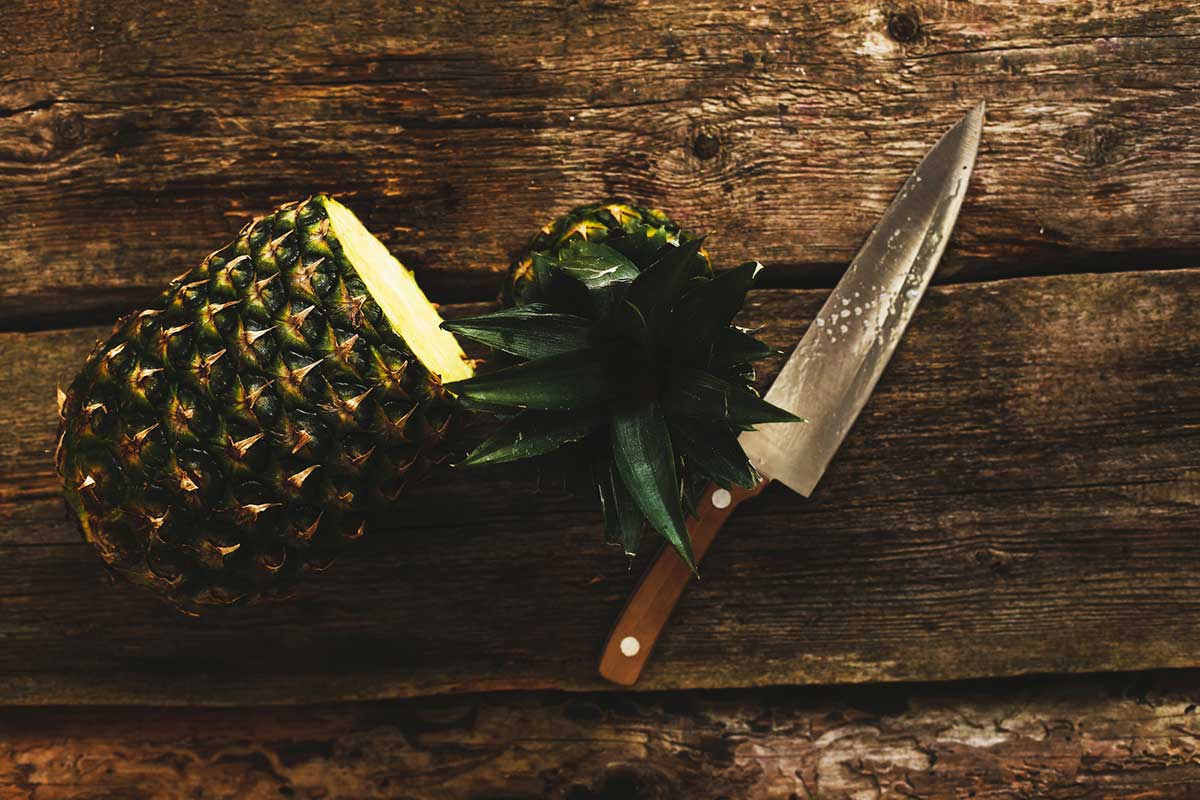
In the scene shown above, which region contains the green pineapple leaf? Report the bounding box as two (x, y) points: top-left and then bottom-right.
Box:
(675, 261), (762, 358)
(447, 350), (609, 411)
(452, 393), (532, 415)
(726, 385), (805, 428)
(666, 368), (804, 428)
(628, 237), (707, 321)
(531, 251), (558, 298)
(607, 225), (673, 265)
(442, 306), (592, 359)
(680, 467), (709, 519)
(556, 240), (639, 291)
(608, 298), (650, 348)
(533, 252), (594, 318)
(610, 402), (696, 572)
(458, 411), (599, 466)
(551, 241), (640, 318)
(670, 419), (759, 490)
(711, 326), (776, 368)
(595, 454), (645, 556)
(664, 367), (730, 419)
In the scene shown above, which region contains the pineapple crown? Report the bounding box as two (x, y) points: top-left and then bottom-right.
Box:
(443, 220), (800, 571)
(503, 201), (710, 305)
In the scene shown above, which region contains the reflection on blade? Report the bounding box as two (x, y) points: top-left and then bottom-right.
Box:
(740, 102), (984, 496)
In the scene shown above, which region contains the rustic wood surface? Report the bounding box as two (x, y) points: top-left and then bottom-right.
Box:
(5, 0), (1200, 792)
(2, 0), (1199, 329)
(4, 269), (1200, 705)
(6, 672), (1200, 799)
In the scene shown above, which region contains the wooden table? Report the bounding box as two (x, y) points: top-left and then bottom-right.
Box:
(3, 0), (1200, 796)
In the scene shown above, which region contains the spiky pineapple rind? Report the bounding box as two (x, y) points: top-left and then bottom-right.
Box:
(57, 196), (458, 612)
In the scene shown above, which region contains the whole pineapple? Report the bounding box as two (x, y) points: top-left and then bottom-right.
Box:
(56, 196), (473, 612)
(448, 201), (799, 568)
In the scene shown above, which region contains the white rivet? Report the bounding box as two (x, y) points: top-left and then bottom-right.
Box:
(712, 488), (732, 509)
(619, 636), (640, 657)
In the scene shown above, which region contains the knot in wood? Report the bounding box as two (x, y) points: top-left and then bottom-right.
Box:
(887, 11), (921, 43)
(692, 131), (721, 160)
(1066, 123), (1128, 168)
(54, 111), (85, 146)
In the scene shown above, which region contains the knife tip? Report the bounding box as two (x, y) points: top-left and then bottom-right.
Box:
(955, 101), (986, 147)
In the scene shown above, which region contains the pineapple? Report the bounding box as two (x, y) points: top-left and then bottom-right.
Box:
(503, 201), (711, 306)
(55, 196), (473, 612)
(447, 202), (799, 569)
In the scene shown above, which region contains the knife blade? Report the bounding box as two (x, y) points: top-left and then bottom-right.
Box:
(741, 101), (985, 494)
(598, 102), (985, 686)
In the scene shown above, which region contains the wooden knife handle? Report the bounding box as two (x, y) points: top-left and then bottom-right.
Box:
(598, 478), (769, 686)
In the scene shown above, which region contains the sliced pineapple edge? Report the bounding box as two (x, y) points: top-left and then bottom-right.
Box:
(322, 196), (475, 383)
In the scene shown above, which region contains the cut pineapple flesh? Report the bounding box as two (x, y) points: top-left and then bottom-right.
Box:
(325, 197), (474, 383)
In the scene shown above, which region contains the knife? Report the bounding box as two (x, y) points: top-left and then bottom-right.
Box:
(598, 102), (985, 686)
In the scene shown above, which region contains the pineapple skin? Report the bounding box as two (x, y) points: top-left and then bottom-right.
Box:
(55, 196), (455, 612)
(502, 201), (711, 306)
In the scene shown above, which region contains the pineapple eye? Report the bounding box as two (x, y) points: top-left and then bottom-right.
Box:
(245, 380), (281, 426)
(101, 341), (137, 379)
(220, 253), (254, 292)
(285, 504), (324, 544)
(308, 260), (337, 299)
(173, 447), (222, 500)
(145, 541), (186, 582)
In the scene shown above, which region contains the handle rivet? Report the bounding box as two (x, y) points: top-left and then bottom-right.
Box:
(619, 636), (641, 657)
(711, 488), (732, 509)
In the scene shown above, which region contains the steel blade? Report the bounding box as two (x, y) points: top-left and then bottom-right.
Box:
(740, 101), (984, 496)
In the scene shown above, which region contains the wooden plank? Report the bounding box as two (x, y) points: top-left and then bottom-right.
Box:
(3, 1), (1200, 326)
(5, 674), (1200, 798)
(2, 268), (1199, 705)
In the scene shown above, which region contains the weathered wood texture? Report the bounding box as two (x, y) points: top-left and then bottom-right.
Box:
(3, 1), (1200, 327)
(5, 673), (1200, 799)
(4, 269), (1200, 705)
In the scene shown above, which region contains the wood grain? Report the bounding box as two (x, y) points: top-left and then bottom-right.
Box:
(5, 673), (1200, 799)
(2, 0), (1199, 327)
(3, 268), (1200, 705)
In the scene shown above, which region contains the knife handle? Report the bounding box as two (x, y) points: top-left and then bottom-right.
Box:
(598, 478), (769, 686)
